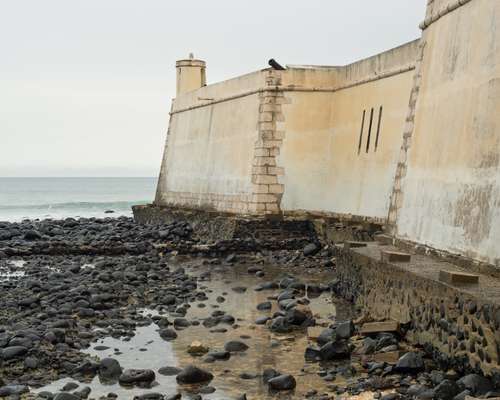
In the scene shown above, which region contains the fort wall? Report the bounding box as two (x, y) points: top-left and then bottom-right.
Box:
(135, 0), (500, 376)
(278, 41), (418, 220)
(155, 41), (420, 219)
(155, 71), (265, 213)
(152, 0), (500, 267)
(392, 0), (500, 266)
(279, 68), (415, 220)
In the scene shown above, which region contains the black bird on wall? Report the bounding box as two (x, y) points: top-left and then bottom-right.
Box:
(268, 59), (286, 70)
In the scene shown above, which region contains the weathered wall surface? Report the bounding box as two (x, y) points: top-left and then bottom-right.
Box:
(155, 71), (265, 213)
(395, 0), (500, 266)
(279, 41), (418, 220)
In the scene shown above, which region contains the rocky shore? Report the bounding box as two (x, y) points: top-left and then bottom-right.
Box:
(0, 217), (498, 400)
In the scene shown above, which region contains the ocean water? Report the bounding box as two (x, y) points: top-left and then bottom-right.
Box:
(0, 177), (157, 222)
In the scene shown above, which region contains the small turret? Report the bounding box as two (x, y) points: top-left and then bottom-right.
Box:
(176, 53), (206, 96)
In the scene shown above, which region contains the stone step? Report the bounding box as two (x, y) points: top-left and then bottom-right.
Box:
(439, 270), (479, 285)
(381, 250), (411, 263)
(360, 321), (400, 335)
(344, 241), (368, 250)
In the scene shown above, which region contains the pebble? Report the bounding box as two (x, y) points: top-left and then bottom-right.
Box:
(224, 340), (249, 352)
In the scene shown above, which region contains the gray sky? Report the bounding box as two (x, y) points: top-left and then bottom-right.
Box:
(0, 0), (426, 177)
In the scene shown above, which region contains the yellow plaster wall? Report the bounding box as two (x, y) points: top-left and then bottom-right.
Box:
(396, 0), (500, 265)
(279, 70), (415, 219)
(155, 71), (263, 213)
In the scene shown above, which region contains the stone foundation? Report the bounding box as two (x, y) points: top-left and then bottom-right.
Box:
(132, 204), (317, 248)
(334, 241), (500, 377)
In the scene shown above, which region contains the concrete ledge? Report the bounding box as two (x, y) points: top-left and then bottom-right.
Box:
(360, 321), (400, 335)
(440, 270), (479, 285)
(393, 236), (500, 279)
(334, 241), (500, 376)
(345, 241), (368, 251)
(381, 250), (411, 263)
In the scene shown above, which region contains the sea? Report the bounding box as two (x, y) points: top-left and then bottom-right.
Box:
(0, 177), (157, 222)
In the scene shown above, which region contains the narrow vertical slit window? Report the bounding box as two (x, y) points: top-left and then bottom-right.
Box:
(375, 106), (383, 151)
(357, 110), (366, 155)
(366, 108), (374, 153)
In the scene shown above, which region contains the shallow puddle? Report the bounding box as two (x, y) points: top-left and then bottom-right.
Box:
(34, 259), (357, 399)
(0, 259), (26, 281)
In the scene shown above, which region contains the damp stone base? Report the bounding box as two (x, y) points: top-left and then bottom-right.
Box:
(132, 204), (317, 247)
(334, 241), (500, 377)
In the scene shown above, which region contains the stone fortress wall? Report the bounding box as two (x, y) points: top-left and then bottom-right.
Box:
(156, 41), (419, 220)
(154, 0), (500, 267)
(390, 0), (500, 267)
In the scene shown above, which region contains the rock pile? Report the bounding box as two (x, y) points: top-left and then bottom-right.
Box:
(0, 217), (193, 258)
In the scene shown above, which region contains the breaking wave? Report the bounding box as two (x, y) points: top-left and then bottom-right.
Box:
(0, 201), (146, 211)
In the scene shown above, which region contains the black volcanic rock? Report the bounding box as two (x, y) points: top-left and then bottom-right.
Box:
(176, 365), (213, 384)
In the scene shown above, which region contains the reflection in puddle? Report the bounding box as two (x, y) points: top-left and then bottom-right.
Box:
(36, 323), (183, 399)
(34, 261), (357, 399)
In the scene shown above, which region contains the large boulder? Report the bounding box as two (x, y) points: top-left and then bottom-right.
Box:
(457, 374), (494, 396)
(99, 358), (122, 380)
(224, 340), (249, 352)
(24, 230), (42, 240)
(304, 346), (321, 362)
(119, 369), (156, 386)
(303, 243), (319, 256)
(319, 340), (350, 360)
(207, 351), (230, 360)
(134, 393), (164, 400)
(159, 328), (177, 341)
(0, 385), (29, 397)
(268, 374), (297, 390)
(359, 337), (377, 355)
(1, 346), (28, 360)
(285, 308), (309, 326)
(269, 317), (292, 333)
(256, 301), (272, 311)
(317, 328), (336, 347)
(54, 393), (80, 400)
(176, 365), (213, 384)
(434, 380), (461, 400)
(335, 320), (354, 339)
(158, 366), (182, 376)
(394, 352), (424, 373)
(263, 368), (281, 383)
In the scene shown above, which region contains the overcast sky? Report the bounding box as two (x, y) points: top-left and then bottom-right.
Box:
(0, 0), (426, 177)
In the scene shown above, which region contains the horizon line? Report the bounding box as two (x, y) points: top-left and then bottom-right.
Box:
(0, 176), (157, 179)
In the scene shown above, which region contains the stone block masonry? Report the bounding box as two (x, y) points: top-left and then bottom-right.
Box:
(387, 40), (426, 234)
(249, 70), (288, 215)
